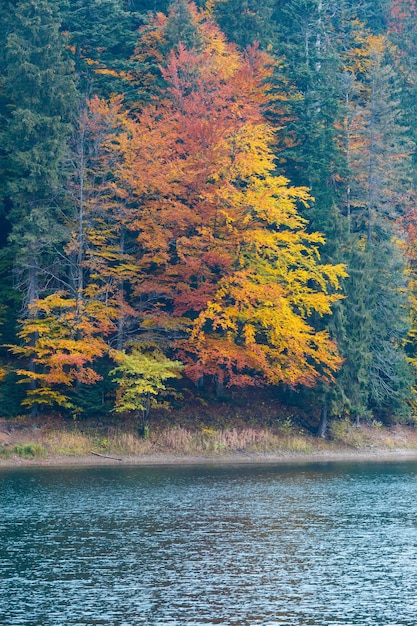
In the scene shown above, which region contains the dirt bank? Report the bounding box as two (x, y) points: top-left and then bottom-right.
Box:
(1, 418), (417, 469)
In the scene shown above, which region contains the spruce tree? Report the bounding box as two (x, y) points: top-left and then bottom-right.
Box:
(1, 0), (78, 414)
(270, 1), (414, 429)
(386, 0), (417, 185)
(2, 0), (77, 290)
(328, 34), (414, 425)
(58, 0), (143, 100)
(164, 0), (203, 50)
(211, 0), (277, 49)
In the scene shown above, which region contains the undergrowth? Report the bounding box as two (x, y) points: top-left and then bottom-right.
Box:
(43, 424), (317, 457)
(2, 408), (417, 461)
(12, 443), (47, 459)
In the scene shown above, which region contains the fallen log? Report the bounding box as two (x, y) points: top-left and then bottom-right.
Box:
(90, 451), (123, 461)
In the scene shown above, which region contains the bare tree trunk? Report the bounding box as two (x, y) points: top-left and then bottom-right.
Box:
(317, 400), (328, 438)
(215, 375), (225, 399)
(28, 255), (40, 418)
(116, 229), (126, 351)
(367, 66), (376, 246)
(139, 393), (150, 438)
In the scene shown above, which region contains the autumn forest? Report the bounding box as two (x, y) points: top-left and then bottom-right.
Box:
(1, 0), (417, 434)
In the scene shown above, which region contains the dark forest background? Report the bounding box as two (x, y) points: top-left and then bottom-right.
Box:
(1, 0), (417, 435)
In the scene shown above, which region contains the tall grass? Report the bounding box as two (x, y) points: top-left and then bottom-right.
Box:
(5, 420), (417, 460)
(128, 425), (315, 456)
(43, 424), (316, 457)
(330, 419), (417, 450)
(45, 430), (93, 456)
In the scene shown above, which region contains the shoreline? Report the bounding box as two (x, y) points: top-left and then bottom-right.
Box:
(3, 447), (417, 469)
(2, 420), (417, 470)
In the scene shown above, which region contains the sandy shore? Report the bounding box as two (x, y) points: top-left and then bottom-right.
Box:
(2, 447), (417, 469)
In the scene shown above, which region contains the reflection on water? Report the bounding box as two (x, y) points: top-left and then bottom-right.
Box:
(1, 461), (417, 625)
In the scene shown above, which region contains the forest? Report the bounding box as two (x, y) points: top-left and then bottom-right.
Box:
(1, 0), (417, 436)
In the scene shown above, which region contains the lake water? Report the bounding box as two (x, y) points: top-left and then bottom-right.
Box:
(1, 460), (417, 625)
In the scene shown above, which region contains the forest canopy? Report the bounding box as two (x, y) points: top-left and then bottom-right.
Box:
(1, 0), (416, 431)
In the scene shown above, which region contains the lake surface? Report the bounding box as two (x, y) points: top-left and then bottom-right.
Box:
(1, 460), (417, 625)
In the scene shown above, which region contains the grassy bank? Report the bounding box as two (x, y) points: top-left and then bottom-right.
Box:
(1, 414), (417, 465)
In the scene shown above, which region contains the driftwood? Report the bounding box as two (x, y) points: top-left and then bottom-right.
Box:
(90, 451), (123, 461)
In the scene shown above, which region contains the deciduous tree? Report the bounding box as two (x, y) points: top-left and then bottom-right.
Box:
(112, 4), (346, 390)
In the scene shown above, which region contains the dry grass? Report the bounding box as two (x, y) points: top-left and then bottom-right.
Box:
(110, 425), (317, 456)
(329, 420), (417, 450)
(42, 424), (319, 457)
(362, 424), (417, 450)
(3, 416), (417, 461)
(44, 430), (94, 456)
(107, 431), (156, 456)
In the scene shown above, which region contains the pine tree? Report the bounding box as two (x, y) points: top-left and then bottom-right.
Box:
(58, 0), (143, 100)
(2, 0), (78, 414)
(210, 0), (277, 49)
(328, 34), (414, 425)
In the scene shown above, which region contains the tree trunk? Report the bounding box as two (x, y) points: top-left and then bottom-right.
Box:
(28, 256), (39, 418)
(215, 375), (225, 399)
(317, 401), (328, 438)
(138, 393), (150, 438)
(116, 229), (126, 351)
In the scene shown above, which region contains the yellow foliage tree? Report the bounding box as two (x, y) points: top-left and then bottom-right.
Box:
(8, 293), (112, 413)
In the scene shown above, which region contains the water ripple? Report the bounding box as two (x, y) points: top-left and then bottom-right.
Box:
(1, 462), (417, 625)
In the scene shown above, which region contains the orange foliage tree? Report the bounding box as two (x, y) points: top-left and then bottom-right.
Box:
(111, 3), (346, 391)
(10, 0), (346, 413)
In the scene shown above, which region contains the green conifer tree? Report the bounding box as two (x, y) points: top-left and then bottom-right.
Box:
(211, 0), (277, 49)
(1, 0), (78, 414)
(58, 0), (142, 100)
(328, 35), (414, 426)
(270, 1), (413, 429)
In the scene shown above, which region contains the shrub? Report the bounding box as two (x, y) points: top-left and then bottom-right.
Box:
(12, 443), (47, 458)
(0, 445), (12, 459)
(329, 418), (372, 448)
